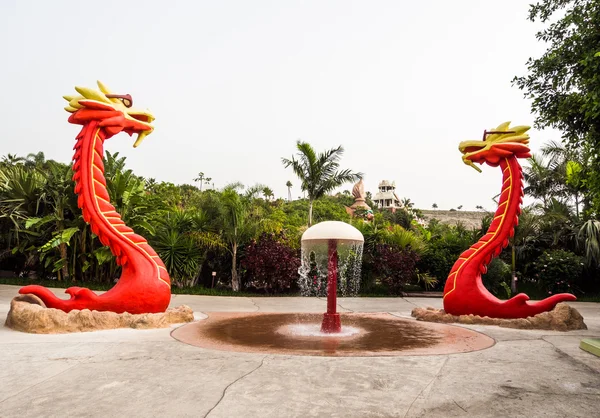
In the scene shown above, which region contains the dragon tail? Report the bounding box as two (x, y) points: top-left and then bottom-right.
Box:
(19, 285), (98, 312)
(501, 292), (577, 318)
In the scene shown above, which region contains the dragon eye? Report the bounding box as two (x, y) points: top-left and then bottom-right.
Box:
(106, 94), (133, 108)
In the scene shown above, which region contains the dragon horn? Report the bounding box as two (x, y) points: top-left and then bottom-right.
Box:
(508, 125), (531, 135)
(97, 81), (121, 104)
(495, 121), (512, 131)
(75, 86), (111, 104)
(97, 80), (111, 94)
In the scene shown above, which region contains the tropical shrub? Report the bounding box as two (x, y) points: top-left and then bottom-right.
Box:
(381, 224), (425, 254)
(241, 232), (300, 294)
(415, 270), (439, 291)
(482, 258), (512, 298)
(374, 244), (420, 295)
(418, 221), (475, 289)
(311, 197), (352, 224)
(419, 242), (463, 289)
(382, 208), (414, 230)
(152, 228), (201, 287)
(532, 249), (583, 295)
(351, 217), (425, 294)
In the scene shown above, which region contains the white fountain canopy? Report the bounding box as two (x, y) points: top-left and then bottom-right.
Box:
(301, 221), (364, 243)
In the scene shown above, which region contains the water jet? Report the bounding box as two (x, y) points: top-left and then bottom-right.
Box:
(300, 221), (364, 333)
(171, 222), (495, 357)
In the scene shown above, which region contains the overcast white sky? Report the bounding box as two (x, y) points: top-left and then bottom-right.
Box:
(0, 0), (558, 211)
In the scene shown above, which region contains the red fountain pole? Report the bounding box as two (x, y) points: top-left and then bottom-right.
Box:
(321, 239), (342, 333)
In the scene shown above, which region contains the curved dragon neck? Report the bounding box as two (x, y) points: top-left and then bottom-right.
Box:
(72, 121), (170, 287)
(445, 156), (522, 297)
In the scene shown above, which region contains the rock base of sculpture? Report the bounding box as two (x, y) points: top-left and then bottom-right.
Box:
(5, 294), (194, 334)
(411, 303), (586, 331)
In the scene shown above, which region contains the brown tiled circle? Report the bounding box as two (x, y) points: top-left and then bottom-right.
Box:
(171, 312), (495, 357)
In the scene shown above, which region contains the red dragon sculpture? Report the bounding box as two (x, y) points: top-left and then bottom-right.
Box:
(443, 122), (576, 319)
(19, 81), (171, 314)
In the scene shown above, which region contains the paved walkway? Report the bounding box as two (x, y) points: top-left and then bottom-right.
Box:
(1, 284), (599, 417)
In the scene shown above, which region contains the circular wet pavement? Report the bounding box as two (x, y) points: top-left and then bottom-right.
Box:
(171, 312), (495, 357)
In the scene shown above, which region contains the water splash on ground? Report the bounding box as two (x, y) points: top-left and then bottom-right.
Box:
(279, 323), (363, 338)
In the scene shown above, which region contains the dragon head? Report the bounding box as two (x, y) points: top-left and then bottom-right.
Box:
(459, 122), (531, 172)
(63, 81), (154, 147)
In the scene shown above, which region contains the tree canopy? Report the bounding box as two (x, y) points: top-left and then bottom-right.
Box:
(513, 0), (600, 215)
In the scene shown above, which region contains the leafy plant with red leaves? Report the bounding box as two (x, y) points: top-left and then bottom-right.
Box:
(241, 232), (301, 294)
(374, 244), (420, 295)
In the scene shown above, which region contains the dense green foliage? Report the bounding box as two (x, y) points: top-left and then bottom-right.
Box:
(0, 150), (439, 296)
(482, 259), (512, 299)
(510, 0), (600, 293)
(1, 131), (599, 298)
(513, 0), (600, 216)
(418, 219), (477, 287)
(533, 249), (584, 295)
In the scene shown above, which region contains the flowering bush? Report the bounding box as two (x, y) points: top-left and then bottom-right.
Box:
(241, 232), (301, 294)
(532, 249), (583, 295)
(374, 244), (420, 295)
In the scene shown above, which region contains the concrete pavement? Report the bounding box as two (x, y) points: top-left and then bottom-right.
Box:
(1, 284), (599, 417)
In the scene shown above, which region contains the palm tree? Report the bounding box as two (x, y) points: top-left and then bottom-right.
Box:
(523, 155), (555, 207)
(401, 198), (414, 209)
(578, 219), (600, 267)
(540, 140), (585, 218)
(1, 153), (24, 166)
(194, 172), (210, 192)
(151, 208), (223, 287)
(40, 161), (78, 281)
(262, 186), (274, 201)
(0, 164), (46, 252)
(523, 144), (584, 214)
(539, 198), (577, 248)
(25, 152), (46, 168)
(218, 185), (259, 291)
(282, 141), (362, 226)
(145, 177), (157, 192)
(286, 181), (292, 202)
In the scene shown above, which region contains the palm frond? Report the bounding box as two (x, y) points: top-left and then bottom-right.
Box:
(578, 220), (600, 267)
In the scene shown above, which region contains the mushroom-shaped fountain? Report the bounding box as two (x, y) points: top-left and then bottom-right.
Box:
(300, 221), (364, 333)
(172, 221), (496, 356)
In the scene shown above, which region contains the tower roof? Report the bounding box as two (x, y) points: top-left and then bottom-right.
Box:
(378, 180), (396, 188)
